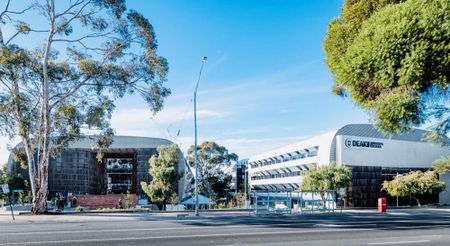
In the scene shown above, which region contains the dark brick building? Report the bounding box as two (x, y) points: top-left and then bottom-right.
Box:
(7, 136), (186, 199)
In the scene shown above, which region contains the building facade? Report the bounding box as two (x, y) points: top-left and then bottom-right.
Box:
(7, 136), (186, 199)
(248, 124), (450, 207)
(226, 159), (248, 193)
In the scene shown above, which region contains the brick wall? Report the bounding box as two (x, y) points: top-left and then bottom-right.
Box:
(74, 194), (138, 209)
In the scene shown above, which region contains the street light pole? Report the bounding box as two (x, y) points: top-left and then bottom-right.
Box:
(244, 165), (248, 208)
(396, 172), (399, 207)
(194, 56), (207, 216)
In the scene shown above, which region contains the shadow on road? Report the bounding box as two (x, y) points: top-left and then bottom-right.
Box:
(143, 210), (450, 231)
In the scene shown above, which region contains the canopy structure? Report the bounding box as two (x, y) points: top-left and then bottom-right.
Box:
(250, 189), (336, 215)
(181, 194), (211, 205)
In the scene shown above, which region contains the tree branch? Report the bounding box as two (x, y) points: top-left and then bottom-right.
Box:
(55, 0), (85, 19)
(53, 30), (115, 43)
(5, 30), (21, 45)
(0, 0), (11, 20)
(57, 0), (92, 29)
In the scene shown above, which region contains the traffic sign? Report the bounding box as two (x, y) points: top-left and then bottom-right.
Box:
(339, 188), (346, 197)
(1, 184), (9, 194)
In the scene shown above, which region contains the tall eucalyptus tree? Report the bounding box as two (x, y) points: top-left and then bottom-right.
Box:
(0, 0), (170, 213)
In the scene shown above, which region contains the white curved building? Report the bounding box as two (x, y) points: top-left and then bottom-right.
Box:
(248, 124), (450, 207)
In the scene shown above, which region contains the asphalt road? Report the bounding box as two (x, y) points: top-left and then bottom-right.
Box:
(1, 209), (450, 245)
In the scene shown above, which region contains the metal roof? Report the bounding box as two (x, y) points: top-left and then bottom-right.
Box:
(13, 135), (173, 150)
(69, 136), (173, 149)
(335, 124), (430, 142)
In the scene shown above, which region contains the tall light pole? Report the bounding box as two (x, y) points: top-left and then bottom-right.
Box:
(194, 56), (207, 216)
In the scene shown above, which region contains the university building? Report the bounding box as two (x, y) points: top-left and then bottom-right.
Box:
(7, 136), (186, 200)
(248, 124), (450, 207)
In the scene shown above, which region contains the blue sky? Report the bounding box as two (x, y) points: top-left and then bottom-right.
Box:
(0, 0), (371, 163)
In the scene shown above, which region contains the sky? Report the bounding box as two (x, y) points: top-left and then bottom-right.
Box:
(0, 0), (372, 164)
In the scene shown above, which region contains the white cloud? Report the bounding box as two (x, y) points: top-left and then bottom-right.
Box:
(215, 135), (310, 159)
(0, 61), (338, 165)
(0, 136), (20, 164)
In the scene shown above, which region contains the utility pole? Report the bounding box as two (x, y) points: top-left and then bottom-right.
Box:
(396, 172), (399, 207)
(194, 56), (207, 216)
(244, 164), (248, 208)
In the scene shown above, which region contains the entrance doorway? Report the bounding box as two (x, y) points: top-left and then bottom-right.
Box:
(104, 157), (134, 194)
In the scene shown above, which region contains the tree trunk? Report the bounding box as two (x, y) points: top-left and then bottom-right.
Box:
(31, 153), (50, 214)
(32, 188), (48, 214)
(29, 2), (55, 214)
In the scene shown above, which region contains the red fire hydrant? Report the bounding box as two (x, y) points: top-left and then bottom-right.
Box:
(378, 197), (386, 213)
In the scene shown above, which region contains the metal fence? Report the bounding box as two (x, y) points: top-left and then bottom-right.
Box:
(251, 190), (292, 215)
(250, 190), (336, 215)
(294, 190), (336, 213)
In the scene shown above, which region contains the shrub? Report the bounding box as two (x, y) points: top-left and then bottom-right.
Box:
(124, 190), (134, 209)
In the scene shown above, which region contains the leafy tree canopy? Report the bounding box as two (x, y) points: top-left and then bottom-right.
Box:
(382, 170), (445, 206)
(186, 141), (238, 198)
(324, 0), (450, 140)
(141, 144), (181, 209)
(300, 162), (352, 192)
(433, 156), (450, 174)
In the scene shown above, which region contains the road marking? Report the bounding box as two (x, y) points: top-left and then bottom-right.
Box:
(368, 240), (430, 245)
(0, 228), (374, 245)
(0, 224), (251, 235)
(0, 221), (316, 235)
(314, 223), (377, 228)
(2, 222), (447, 236)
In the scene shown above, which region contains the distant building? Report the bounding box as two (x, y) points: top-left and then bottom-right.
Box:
(232, 159), (248, 193)
(8, 136), (186, 199)
(248, 124), (450, 207)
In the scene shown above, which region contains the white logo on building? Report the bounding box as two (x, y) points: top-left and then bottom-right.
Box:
(344, 139), (383, 149)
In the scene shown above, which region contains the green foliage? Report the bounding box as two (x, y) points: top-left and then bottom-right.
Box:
(217, 203), (226, 209)
(234, 191), (246, 208)
(124, 190), (134, 209)
(170, 193), (180, 206)
(382, 170), (445, 205)
(11, 149), (28, 169)
(141, 144), (182, 208)
(186, 141), (238, 198)
(17, 191), (25, 205)
(301, 163), (352, 191)
(207, 175), (232, 199)
(324, 0), (450, 139)
(0, 165), (29, 199)
(433, 156), (450, 174)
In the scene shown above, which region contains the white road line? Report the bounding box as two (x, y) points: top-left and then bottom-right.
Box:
(1, 223), (445, 236)
(0, 224), (250, 235)
(1, 222), (314, 235)
(0, 228), (374, 245)
(368, 240), (431, 245)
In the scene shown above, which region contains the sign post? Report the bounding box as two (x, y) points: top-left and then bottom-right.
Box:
(339, 188), (346, 214)
(2, 184), (15, 220)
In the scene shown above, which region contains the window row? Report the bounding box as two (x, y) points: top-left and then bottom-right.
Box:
(251, 171), (301, 181)
(249, 147), (318, 169)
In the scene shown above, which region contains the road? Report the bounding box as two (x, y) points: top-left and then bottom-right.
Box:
(1, 209), (450, 245)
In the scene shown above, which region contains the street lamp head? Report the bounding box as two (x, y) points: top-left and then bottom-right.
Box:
(201, 56), (208, 62)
